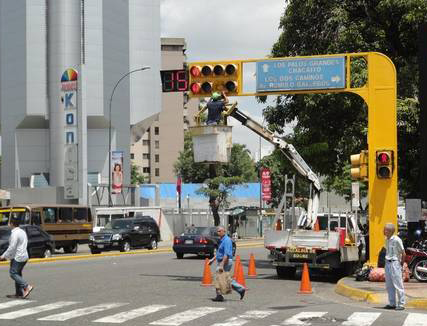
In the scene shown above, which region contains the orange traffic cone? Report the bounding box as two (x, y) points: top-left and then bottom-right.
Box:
(298, 263), (312, 294)
(247, 253), (257, 278)
(201, 258), (213, 287)
(313, 219), (320, 231)
(233, 255), (241, 279)
(235, 258), (247, 288)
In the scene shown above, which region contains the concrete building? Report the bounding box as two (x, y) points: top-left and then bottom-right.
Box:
(0, 0), (161, 204)
(131, 37), (198, 183)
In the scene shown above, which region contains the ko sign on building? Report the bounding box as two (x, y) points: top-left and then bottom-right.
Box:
(256, 57), (345, 92)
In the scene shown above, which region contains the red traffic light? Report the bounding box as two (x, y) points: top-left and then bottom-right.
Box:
(190, 83), (201, 94)
(377, 152), (390, 164)
(190, 66), (201, 77)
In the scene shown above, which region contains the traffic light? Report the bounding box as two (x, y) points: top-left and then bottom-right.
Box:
(350, 150), (368, 181)
(376, 150), (394, 179)
(188, 60), (242, 97)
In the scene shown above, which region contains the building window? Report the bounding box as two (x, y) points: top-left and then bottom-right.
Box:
(155, 141), (159, 149)
(155, 127), (159, 135)
(155, 154), (159, 163)
(143, 140), (150, 146)
(130, 153), (134, 159)
(143, 153), (150, 160)
(155, 168), (160, 177)
(143, 167), (150, 173)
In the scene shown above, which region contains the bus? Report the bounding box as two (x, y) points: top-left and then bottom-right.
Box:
(0, 204), (92, 253)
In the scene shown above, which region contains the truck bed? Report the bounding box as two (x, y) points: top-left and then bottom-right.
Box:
(264, 229), (340, 250)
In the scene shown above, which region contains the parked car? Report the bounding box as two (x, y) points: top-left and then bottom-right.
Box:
(173, 226), (236, 259)
(88, 216), (160, 254)
(0, 225), (55, 259)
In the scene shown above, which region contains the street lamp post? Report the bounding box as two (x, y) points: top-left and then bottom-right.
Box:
(108, 66), (151, 206)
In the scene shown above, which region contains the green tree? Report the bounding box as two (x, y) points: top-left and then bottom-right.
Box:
(263, 0), (427, 198)
(131, 164), (145, 185)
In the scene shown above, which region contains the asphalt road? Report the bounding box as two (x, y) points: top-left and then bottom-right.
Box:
(0, 246), (425, 326)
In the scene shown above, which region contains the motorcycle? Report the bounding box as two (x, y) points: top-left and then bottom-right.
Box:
(405, 240), (427, 282)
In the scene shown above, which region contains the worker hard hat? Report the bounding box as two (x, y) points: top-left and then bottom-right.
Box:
(211, 92), (221, 100)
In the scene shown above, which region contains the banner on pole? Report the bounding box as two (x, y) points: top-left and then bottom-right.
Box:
(111, 151), (124, 194)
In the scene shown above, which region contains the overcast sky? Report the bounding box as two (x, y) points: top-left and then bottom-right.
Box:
(160, 0), (286, 160)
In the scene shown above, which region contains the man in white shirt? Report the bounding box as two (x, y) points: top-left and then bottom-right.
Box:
(383, 223), (405, 310)
(0, 217), (33, 299)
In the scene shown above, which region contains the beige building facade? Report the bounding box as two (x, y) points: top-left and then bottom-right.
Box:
(131, 38), (198, 183)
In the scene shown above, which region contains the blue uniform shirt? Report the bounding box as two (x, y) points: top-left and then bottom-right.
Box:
(216, 234), (233, 262)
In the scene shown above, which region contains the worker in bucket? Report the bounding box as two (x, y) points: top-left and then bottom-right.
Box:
(206, 91), (228, 125)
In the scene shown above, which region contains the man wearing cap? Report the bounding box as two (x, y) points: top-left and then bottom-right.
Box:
(0, 217), (33, 299)
(206, 91), (228, 125)
(383, 223), (405, 310)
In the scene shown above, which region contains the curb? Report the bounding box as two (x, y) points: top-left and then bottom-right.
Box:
(0, 242), (265, 267)
(335, 278), (427, 310)
(335, 278), (381, 303)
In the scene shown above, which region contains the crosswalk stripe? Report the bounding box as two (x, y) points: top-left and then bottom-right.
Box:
(0, 300), (34, 310)
(282, 312), (328, 326)
(211, 310), (277, 326)
(38, 303), (127, 321)
(93, 304), (174, 324)
(150, 306), (225, 326)
(0, 301), (78, 320)
(342, 312), (381, 326)
(403, 313), (427, 326)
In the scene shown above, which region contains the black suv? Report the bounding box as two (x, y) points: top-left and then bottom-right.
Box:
(89, 217), (160, 254)
(0, 225), (55, 259)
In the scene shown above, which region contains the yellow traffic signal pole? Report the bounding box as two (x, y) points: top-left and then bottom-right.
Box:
(189, 52), (397, 266)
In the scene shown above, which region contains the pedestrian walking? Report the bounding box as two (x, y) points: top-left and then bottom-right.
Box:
(206, 91), (228, 125)
(383, 223), (405, 310)
(209, 226), (245, 302)
(0, 217), (33, 299)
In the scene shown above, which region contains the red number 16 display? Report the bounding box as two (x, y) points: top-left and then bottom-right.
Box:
(160, 69), (188, 92)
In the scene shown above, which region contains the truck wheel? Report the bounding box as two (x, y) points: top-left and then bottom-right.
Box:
(341, 262), (356, 277)
(64, 242), (78, 254)
(176, 253), (184, 259)
(90, 249), (101, 254)
(276, 266), (296, 279)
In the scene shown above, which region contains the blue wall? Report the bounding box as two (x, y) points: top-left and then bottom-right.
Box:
(141, 183), (261, 200)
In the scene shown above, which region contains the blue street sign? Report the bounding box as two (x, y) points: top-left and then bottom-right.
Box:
(256, 57), (345, 92)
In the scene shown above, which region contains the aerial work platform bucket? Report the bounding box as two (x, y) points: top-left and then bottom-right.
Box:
(190, 125), (232, 164)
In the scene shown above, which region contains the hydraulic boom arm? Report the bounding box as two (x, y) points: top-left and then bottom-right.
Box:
(224, 103), (322, 228)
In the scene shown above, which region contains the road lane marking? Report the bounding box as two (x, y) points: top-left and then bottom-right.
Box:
(0, 300), (34, 310)
(403, 313), (427, 326)
(0, 301), (78, 319)
(342, 312), (381, 326)
(211, 310), (277, 326)
(38, 303), (127, 321)
(93, 304), (174, 323)
(282, 312), (327, 326)
(150, 307), (225, 325)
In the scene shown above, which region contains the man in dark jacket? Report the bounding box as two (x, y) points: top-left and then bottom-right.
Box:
(206, 91), (228, 125)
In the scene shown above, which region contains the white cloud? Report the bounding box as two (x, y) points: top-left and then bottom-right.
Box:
(161, 0), (286, 158)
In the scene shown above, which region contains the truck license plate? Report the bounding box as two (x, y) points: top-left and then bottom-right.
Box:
(290, 253), (309, 259)
(97, 244), (104, 248)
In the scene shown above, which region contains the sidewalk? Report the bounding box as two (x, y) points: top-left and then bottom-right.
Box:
(336, 276), (427, 310)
